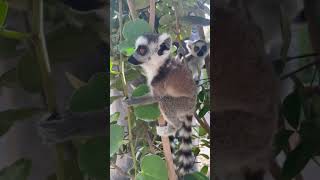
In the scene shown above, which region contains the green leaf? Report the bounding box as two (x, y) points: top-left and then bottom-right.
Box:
(198, 126), (207, 136)
(110, 96), (122, 105)
(159, 14), (172, 25)
(69, 72), (107, 112)
(46, 25), (102, 63)
(110, 78), (123, 91)
(132, 84), (149, 97)
(139, 154), (168, 180)
(192, 147), (200, 156)
(0, 0), (8, 27)
(118, 40), (135, 56)
(122, 19), (152, 43)
(0, 158), (32, 180)
(282, 90), (301, 129)
(198, 106), (209, 118)
(110, 112), (120, 122)
(65, 72), (87, 89)
(281, 142), (313, 180)
(17, 53), (42, 93)
(200, 165), (208, 175)
(0, 68), (18, 88)
(78, 137), (107, 179)
(0, 37), (20, 59)
(110, 124), (124, 157)
(0, 108), (44, 136)
(199, 153), (209, 159)
(134, 104), (160, 121)
(273, 129), (294, 156)
(184, 172), (209, 180)
(135, 0), (149, 10)
(198, 90), (205, 103)
(125, 68), (141, 81)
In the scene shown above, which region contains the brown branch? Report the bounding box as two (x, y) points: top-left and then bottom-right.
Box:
(149, 0), (156, 32)
(127, 0), (137, 20)
(158, 115), (178, 180)
(194, 113), (210, 134)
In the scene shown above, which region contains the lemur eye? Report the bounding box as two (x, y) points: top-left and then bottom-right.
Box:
(201, 45), (207, 52)
(194, 46), (199, 52)
(137, 45), (148, 56)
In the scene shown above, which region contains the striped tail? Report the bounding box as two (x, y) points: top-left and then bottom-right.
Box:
(170, 115), (195, 178)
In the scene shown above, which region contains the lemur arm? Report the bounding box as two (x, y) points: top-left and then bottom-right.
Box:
(38, 110), (106, 144)
(124, 95), (162, 106)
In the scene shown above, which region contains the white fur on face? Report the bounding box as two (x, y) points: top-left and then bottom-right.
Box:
(135, 36), (148, 48)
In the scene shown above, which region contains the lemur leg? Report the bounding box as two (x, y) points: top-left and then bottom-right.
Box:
(38, 110), (106, 144)
(124, 95), (160, 106)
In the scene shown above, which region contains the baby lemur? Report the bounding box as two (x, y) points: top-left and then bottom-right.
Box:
(125, 33), (197, 177)
(175, 39), (209, 82)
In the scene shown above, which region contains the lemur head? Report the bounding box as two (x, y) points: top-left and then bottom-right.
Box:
(186, 39), (209, 58)
(128, 33), (172, 67)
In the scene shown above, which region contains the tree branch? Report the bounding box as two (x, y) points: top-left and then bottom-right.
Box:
(149, 0), (156, 32)
(158, 115), (178, 180)
(127, 0), (137, 20)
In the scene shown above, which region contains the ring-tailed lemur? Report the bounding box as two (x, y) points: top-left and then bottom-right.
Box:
(124, 33), (197, 177)
(175, 39), (209, 82)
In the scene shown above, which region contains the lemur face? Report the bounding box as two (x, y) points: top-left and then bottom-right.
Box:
(188, 40), (209, 58)
(128, 33), (172, 66)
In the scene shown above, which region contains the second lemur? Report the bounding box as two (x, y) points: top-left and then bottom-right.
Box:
(125, 33), (197, 177)
(175, 39), (209, 82)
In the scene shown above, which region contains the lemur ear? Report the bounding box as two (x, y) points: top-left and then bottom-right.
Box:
(158, 33), (172, 55)
(159, 33), (171, 48)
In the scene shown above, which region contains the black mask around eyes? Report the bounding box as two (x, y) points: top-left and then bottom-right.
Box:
(157, 38), (171, 56)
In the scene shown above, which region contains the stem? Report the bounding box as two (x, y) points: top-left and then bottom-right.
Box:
(149, 0), (156, 32)
(127, 0), (137, 20)
(0, 29), (30, 40)
(119, 0), (137, 177)
(272, 52), (319, 62)
(31, 1), (64, 180)
(194, 113), (210, 134)
(280, 59), (320, 80)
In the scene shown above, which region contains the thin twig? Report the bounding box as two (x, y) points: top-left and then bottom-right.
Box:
(272, 52), (319, 62)
(194, 113), (210, 134)
(127, 0), (137, 20)
(280, 59), (320, 80)
(119, 0), (137, 177)
(31, 1), (65, 180)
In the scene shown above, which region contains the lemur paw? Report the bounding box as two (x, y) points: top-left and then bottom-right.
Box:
(122, 97), (135, 106)
(37, 112), (76, 145)
(156, 126), (176, 137)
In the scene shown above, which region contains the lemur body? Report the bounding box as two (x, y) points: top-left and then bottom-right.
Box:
(126, 33), (197, 177)
(175, 39), (209, 82)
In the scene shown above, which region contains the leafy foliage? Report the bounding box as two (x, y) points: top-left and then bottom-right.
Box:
(110, 0), (210, 179)
(0, 159), (32, 180)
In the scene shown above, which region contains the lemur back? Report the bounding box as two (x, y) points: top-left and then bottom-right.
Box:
(127, 33), (197, 177)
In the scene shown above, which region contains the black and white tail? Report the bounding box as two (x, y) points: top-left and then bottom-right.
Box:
(169, 115), (195, 178)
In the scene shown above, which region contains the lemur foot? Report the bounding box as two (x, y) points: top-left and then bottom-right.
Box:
(156, 125), (176, 137)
